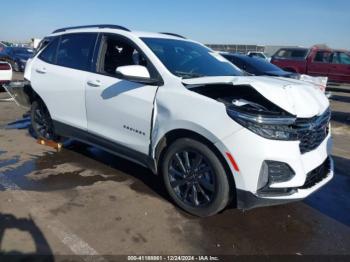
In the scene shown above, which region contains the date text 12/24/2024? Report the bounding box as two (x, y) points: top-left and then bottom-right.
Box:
(127, 256), (220, 261)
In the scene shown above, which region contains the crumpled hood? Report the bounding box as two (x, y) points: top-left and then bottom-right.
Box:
(183, 76), (329, 118)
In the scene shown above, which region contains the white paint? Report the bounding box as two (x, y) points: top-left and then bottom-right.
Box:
(0, 61), (12, 82)
(22, 27), (333, 210)
(116, 65), (150, 78)
(85, 71), (158, 154)
(182, 75), (329, 118)
(30, 59), (89, 131)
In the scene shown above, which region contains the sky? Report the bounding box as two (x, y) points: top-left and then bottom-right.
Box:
(1, 0), (349, 49)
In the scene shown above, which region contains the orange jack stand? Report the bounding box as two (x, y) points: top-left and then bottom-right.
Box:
(37, 139), (63, 151)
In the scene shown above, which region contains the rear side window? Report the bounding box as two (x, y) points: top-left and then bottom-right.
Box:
(38, 37), (59, 64)
(339, 52), (350, 64)
(274, 49), (308, 60)
(332, 52), (350, 65)
(56, 33), (97, 71)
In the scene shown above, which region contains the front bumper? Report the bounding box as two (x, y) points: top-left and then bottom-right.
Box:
(236, 156), (333, 209)
(215, 125), (333, 209)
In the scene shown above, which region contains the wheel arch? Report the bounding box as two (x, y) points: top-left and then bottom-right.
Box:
(25, 83), (42, 104)
(24, 83), (53, 118)
(154, 128), (237, 206)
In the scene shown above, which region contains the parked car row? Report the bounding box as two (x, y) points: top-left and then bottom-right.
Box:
(5, 25), (333, 217)
(271, 46), (350, 84)
(0, 46), (34, 72)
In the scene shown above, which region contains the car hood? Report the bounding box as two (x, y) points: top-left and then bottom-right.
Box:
(183, 76), (329, 118)
(14, 53), (32, 60)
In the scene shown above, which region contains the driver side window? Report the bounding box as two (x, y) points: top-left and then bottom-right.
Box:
(97, 34), (148, 76)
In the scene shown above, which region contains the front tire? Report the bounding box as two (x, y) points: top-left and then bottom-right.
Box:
(31, 100), (57, 141)
(162, 138), (230, 217)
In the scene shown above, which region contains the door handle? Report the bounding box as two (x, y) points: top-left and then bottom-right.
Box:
(35, 67), (47, 74)
(87, 80), (101, 87)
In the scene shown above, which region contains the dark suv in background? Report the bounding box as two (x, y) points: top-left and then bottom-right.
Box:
(221, 53), (296, 78)
(0, 46), (34, 71)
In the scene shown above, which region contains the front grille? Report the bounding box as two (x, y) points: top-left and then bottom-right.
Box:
(293, 108), (331, 154)
(300, 157), (330, 189)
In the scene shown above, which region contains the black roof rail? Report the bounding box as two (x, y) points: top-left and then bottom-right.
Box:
(52, 24), (130, 33)
(160, 32), (186, 39)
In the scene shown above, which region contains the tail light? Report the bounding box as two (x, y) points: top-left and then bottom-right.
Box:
(0, 63), (11, 70)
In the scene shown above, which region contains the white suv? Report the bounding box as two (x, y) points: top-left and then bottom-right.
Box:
(18, 25), (333, 216)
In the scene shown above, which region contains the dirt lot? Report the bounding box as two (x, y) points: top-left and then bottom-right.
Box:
(0, 76), (349, 260)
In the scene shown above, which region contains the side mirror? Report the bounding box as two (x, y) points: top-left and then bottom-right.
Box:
(115, 65), (160, 85)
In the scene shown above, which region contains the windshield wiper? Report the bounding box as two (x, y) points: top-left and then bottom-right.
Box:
(174, 71), (205, 79)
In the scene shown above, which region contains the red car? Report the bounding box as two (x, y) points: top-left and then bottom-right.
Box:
(271, 46), (350, 84)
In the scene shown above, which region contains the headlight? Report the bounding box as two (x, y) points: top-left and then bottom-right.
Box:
(20, 59), (27, 63)
(227, 108), (298, 140)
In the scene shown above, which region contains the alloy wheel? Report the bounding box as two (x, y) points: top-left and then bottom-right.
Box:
(168, 150), (216, 207)
(32, 102), (54, 140)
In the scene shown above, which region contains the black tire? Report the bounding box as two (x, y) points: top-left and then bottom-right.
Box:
(161, 138), (230, 217)
(30, 100), (57, 141)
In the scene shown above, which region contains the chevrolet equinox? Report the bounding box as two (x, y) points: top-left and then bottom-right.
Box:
(8, 25), (333, 216)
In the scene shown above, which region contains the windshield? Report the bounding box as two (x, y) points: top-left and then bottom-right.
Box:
(141, 38), (242, 78)
(245, 57), (284, 72)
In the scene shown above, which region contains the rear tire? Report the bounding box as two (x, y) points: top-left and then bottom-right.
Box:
(161, 138), (230, 217)
(30, 100), (57, 141)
